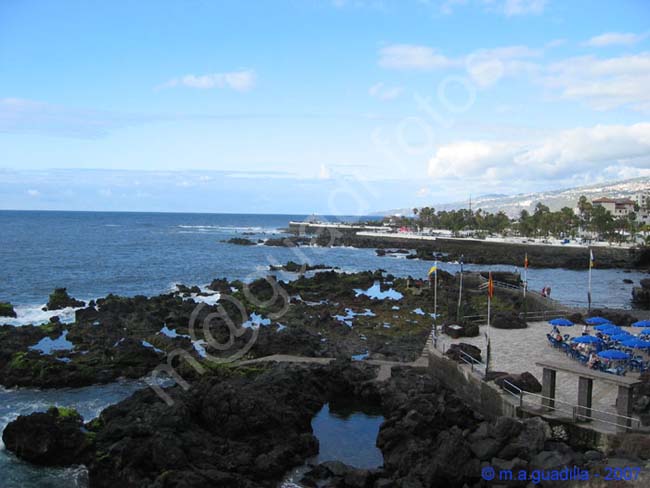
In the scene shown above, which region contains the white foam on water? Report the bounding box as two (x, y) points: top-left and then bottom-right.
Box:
(2, 304), (81, 327)
(177, 225), (283, 234)
(182, 292), (220, 306)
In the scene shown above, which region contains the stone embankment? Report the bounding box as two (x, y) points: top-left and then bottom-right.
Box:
(289, 222), (649, 270)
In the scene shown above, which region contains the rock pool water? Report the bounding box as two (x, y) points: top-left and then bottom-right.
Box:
(0, 379), (162, 488)
(280, 400), (384, 487)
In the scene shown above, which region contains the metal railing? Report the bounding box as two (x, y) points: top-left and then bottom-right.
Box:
(461, 310), (571, 325)
(501, 379), (643, 431)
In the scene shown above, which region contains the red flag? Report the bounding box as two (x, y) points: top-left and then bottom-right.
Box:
(524, 253), (529, 269)
(488, 272), (494, 299)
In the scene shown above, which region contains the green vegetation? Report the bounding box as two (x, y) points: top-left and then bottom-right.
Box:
(0, 301), (17, 317)
(47, 405), (82, 421)
(387, 194), (648, 243)
(8, 352), (30, 369)
(405, 207), (511, 235)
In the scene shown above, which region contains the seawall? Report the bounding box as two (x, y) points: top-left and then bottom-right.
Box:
(288, 223), (648, 270)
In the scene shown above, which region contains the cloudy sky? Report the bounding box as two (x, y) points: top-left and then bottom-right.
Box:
(1, 0), (649, 214)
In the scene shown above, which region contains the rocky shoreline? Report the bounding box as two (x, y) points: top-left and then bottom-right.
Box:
(1, 267), (458, 389)
(5, 361), (650, 487)
(3, 265), (650, 487)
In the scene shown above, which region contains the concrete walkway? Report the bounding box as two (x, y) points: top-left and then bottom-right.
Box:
(237, 353), (428, 382)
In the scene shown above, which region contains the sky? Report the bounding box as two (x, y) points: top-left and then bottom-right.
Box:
(1, 0), (650, 214)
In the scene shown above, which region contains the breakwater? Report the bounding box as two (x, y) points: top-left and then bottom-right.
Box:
(288, 222), (649, 270)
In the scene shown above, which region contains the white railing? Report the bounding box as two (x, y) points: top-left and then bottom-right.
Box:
(502, 380), (643, 431)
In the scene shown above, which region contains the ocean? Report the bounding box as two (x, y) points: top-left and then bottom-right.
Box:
(0, 210), (647, 487)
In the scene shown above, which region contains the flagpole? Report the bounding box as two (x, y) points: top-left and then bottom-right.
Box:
(434, 260), (438, 333)
(523, 253), (528, 316)
(456, 256), (463, 322)
(587, 249), (594, 312)
(486, 272), (493, 378)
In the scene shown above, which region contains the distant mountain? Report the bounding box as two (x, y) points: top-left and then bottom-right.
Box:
(378, 177), (650, 218)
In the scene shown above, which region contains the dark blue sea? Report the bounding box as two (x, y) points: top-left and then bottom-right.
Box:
(0, 210), (647, 487)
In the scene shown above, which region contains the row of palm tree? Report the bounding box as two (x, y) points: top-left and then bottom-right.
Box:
(396, 195), (649, 243)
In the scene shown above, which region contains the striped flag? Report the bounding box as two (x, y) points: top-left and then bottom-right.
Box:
(589, 249), (594, 269)
(487, 272), (494, 299)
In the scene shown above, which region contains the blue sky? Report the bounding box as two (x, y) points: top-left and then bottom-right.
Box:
(1, 0), (650, 214)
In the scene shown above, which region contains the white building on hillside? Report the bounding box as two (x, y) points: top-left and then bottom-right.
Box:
(592, 197), (636, 217)
(635, 192), (650, 225)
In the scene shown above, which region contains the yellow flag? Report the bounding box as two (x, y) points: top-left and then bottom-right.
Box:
(428, 263), (437, 275)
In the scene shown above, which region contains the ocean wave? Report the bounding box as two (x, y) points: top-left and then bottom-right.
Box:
(1, 304), (81, 327)
(176, 225), (283, 234)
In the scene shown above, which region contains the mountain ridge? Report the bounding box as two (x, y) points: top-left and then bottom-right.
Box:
(377, 177), (650, 218)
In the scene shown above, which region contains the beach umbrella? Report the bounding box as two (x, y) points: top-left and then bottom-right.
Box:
(549, 318), (574, 327)
(632, 320), (650, 328)
(601, 326), (623, 335)
(639, 328), (650, 336)
(610, 333), (632, 342)
(621, 338), (650, 349)
(571, 336), (602, 344)
(585, 317), (611, 325)
(594, 324), (615, 331)
(598, 350), (631, 360)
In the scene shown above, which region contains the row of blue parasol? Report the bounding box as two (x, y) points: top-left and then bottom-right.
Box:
(548, 317), (650, 361)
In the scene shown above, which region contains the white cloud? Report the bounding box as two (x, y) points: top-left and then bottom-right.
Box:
(440, 0), (468, 15)
(438, 0), (545, 16)
(543, 53), (650, 111)
(378, 43), (540, 88)
(378, 44), (456, 70)
(318, 164), (332, 180)
(428, 123), (650, 183)
(160, 70), (256, 92)
(465, 45), (541, 87)
(26, 189), (40, 197)
(501, 0), (546, 16)
(584, 32), (647, 48)
(368, 82), (403, 100)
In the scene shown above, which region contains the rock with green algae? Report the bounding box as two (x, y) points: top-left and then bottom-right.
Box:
(43, 288), (85, 311)
(0, 301), (17, 318)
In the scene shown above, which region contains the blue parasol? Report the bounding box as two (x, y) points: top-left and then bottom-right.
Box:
(610, 333), (632, 342)
(585, 317), (611, 325)
(549, 318), (574, 326)
(571, 336), (602, 344)
(621, 338), (650, 349)
(640, 328), (650, 335)
(594, 324), (617, 331)
(632, 320), (650, 328)
(601, 326), (623, 335)
(598, 350), (630, 360)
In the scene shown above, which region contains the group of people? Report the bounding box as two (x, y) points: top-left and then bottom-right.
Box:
(550, 325), (604, 370)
